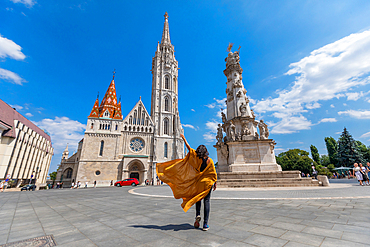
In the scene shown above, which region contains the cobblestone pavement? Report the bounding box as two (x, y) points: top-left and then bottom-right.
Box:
(1, 180), (370, 247)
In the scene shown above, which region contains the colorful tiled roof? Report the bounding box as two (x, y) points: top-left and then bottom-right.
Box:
(88, 75), (123, 120)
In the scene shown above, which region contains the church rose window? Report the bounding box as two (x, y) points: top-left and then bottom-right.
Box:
(129, 138), (144, 152)
(95, 170), (101, 175)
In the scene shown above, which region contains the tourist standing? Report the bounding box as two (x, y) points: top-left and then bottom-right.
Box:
(156, 134), (217, 231)
(353, 163), (364, 186)
(110, 180), (113, 186)
(94, 180), (97, 188)
(60, 182), (64, 189)
(0, 181), (4, 192)
(71, 182), (75, 189)
(85, 181), (88, 188)
(359, 163), (369, 185)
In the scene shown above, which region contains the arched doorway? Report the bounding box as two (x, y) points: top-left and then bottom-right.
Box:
(127, 160), (146, 185)
(62, 168), (73, 187)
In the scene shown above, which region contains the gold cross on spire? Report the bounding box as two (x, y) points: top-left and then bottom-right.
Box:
(227, 43), (234, 52)
(112, 69), (116, 79)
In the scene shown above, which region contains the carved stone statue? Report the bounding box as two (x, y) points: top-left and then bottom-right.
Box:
(258, 120), (269, 139)
(221, 111), (227, 123)
(220, 142), (229, 159)
(216, 124), (223, 145)
(237, 132), (242, 141)
(234, 80), (242, 88)
(239, 103), (247, 117)
(251, 109), (255, 118)
(228, 121), (236, 141)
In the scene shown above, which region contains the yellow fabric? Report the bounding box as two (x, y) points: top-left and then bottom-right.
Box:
(156, 148), (217, 212)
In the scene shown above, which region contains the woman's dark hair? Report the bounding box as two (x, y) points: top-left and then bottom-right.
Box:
(195, 145), (209, 159)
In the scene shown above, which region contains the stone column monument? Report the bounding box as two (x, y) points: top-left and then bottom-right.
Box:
(214, 48), (320, 187)
(215, 50), (281, 172)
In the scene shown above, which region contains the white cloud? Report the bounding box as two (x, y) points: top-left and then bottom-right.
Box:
(360, 131), (370, 138)
(0, 35), (26, 60)
(10, 0), (36, 7)
(330, 104), (335, 108)
(338, 109), (370, 119)
(25, 112), (33, 117)
(254, 29), (370, 134)
(182, 124), (198, 131)
(343, 103), (347, 106)
(346, 92), (363, 101)
(205, 121), (219, 133)
(10, 104), (23, 110)
(203, 132), (215, 143)
(191, 109), (195, 112)
(335, 131), (342, 134)
(0, 68), (26, 85)
(205, 103), (216, 109)
(206, 98), (226, 110)
(318, 118), (337, 123)
(34, 117), (85, 154)
(306, 102), (321, 109)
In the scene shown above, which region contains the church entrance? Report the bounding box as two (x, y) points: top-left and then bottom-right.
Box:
(130, 172), (139, 180)
(127, 160), (146, 185)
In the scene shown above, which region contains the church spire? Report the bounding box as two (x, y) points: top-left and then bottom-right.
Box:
(99, 76), (118, 118)
(161, 12), (171, 44)
(88, 97), (100, 118)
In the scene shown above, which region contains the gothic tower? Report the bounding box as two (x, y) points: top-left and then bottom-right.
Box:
(151, 12), (184, 162)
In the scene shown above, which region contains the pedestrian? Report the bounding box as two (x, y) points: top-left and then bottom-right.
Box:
(0, 181), (4, 192)
(56, 182), (59, 189)
(156, 134), (217, 231)
(353, 163), (364, 186)
(110, 180), (113, 186)
(60, 182), (63, 189)
(151, 178), (154, 186)
(156, 176), (160, 185)
(94, 180), (97, 188)
(78, 181), (81, 188)
(359, 163), (369, 185)
(71, 182), (75, 189)
(85, 181), (88, 188)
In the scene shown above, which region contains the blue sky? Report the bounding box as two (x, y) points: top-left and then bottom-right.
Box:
(2, 0), (370, 173)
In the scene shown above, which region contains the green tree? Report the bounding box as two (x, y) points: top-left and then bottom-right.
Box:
(49, 171), (57, 181)
(355, 141), (370, 163)
(276, 149), (313, 175)
(337, 128), (363, 166)
(320, 155), (330, 167)
(310, 145), (321, 165)
(325, 137), (338, 166)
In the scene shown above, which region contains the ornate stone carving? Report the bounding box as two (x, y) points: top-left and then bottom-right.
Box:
(221, 111), (227, 124)
(236, 90), (243, 98)
(270, 140), (276, 154)
(228, 121), (236, 141)
(258, 120), (269, 140)
(239, 103), (247, 117)
(220, 142), (229, 159)
(216, 124), (223, 145)
(236, 132), (242, 141)
(251, 109), (255, 118)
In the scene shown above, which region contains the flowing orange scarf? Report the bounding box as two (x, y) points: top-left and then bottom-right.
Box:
(156, 148), (217, 212)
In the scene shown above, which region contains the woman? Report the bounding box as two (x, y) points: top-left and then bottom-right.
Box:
(359, 163), (369, 185)
(353, 163), (364, 186)
(156, 134), (217, 231)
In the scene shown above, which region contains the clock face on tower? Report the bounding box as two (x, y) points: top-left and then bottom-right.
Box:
(130, 138), (144, 152)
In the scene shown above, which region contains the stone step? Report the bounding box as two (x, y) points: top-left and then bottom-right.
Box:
(217, 178), (320, 187)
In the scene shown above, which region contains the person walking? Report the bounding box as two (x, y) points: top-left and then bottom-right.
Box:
(85, 181), (88, 188)
(110, 180), (113, 186)
(353, 163), (364, 186)
(94, 180), (97, 188)
(156, 134), (217, 231)
(0, 181), (4, 192)
(60, 182), (64, 189)
(359, 163), (369, 185)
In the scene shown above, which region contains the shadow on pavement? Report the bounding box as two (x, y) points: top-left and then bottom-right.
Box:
(129, 223), (194, 231)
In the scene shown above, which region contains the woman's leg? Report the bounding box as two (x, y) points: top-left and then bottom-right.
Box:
(203, 189), (212, 226)
(196, 200), (201, 217)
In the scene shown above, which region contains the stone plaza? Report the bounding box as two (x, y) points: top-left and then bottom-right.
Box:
(1, 180), (370, 247)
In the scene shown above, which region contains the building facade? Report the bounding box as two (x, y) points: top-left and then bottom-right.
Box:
(0, 99), (54, 186)
(56, 13), (184, 186)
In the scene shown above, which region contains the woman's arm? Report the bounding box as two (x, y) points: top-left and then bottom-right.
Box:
(180, 134), (191, 152)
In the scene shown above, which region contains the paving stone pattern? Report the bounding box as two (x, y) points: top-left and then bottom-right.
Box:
(1, 182), (370, 246)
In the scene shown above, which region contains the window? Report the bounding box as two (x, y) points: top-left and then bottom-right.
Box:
(95, 170), (101, 176)
(115, 125), (118, 130)
(133, 110), (137, 125)
(100, 124), (102, 130)
(138, 107), (142, 125)
(142, 113), (145, 125)
(145, 118), (148, 126)
(165, 97), (169, 112)
(165, 76), (169, 89)
(129, 138), (145, 152)
(164, 142), (168, 158)
(66, 169), (73, 179)
(99, 141), (104, 156)
(91, 123), (94, 129)
(163, 118), (169, 135)
(108, 124), (110, 130)
(129, 116), (133, 125)
(104, 111), (109, 117)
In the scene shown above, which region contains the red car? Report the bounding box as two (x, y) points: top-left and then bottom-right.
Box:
(115, 178), (139, 187)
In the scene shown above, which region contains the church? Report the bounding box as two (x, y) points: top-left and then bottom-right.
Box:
(56, 13), (185, 186)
